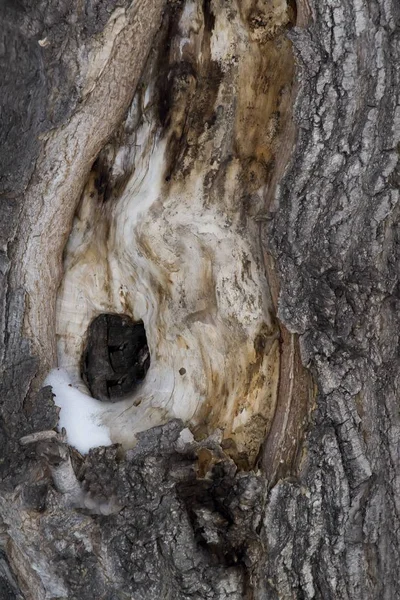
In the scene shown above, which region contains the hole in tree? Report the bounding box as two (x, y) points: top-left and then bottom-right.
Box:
(81, 313), (150, 402)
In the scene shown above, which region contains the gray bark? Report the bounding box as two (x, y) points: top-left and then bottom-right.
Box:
(0, 0), (399, 599)
(265, 1), (400, 597)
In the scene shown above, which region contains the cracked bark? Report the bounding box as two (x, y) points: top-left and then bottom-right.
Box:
(1, 0), (399, 599)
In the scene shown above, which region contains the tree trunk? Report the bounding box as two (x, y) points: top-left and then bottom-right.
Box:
(1, 0), (399, 598)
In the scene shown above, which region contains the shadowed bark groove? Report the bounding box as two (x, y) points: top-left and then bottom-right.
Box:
(0, 0), (399, 598)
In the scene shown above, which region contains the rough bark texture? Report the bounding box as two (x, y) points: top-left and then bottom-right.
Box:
(264, 1), (400, 597)
(0, 0), (399, 599)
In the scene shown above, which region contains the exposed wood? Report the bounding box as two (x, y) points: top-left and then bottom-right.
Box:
(0, 0), (399, 598)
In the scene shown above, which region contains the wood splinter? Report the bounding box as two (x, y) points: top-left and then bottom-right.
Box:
(20, 430), (121, 515)
(20, 429), (82, 501)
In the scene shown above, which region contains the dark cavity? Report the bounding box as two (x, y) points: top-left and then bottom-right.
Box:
(81, 313), (150, 402)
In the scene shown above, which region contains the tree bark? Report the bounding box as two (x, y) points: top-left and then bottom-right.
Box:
(0, 0), (399, 599)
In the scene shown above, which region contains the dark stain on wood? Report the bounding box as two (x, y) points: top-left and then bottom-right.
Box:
(154, 0), (223, 184)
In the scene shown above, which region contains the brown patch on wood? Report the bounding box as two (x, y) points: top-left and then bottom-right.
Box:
(234, 35), (295, 195)
(239, 0), (295, 41)
(227, 338), (280, 468)
(221, 438), (250, 470)
(192, 319), (281, 469)
(196, 447), (216, 478)
(295, 0), (311, 28)
(260, 326), (314, 484)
